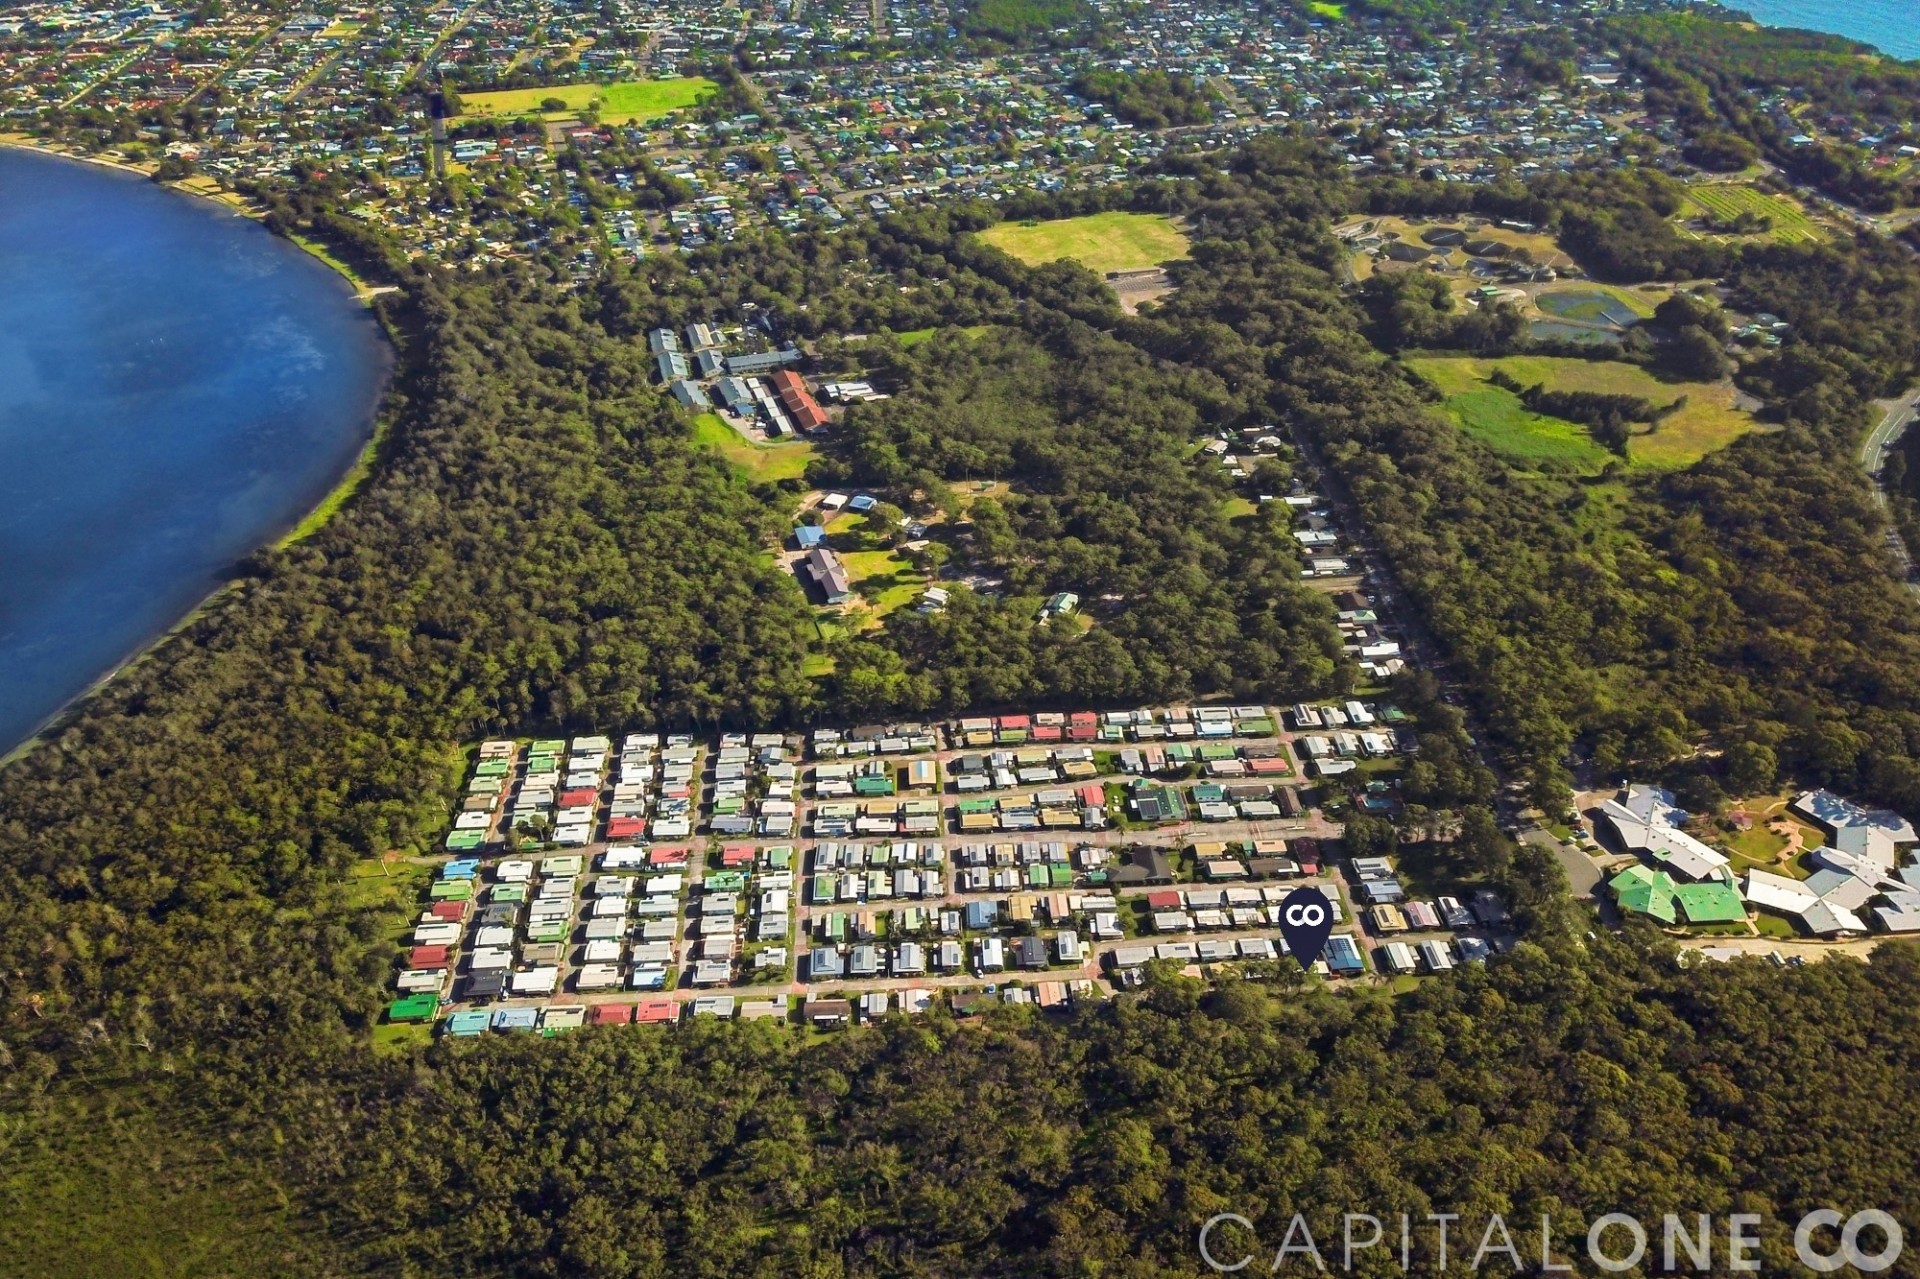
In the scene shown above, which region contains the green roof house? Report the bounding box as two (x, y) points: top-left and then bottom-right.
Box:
(1609, 864), (1679, 925)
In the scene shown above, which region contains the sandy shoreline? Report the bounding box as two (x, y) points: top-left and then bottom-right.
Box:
(0, 136), (265, 218)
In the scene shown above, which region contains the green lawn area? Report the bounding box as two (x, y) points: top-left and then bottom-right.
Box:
(691, 412), (816, 483)
(1408, 356), (1757, 472)
(820, 511), (926, 622)
(280, 418), (387, 547)
(977, 212), (1190, 276)
(373, 1020), (436, 1055)
(1723, 820), (1789, 869)
(1308, 0), (1345, 16)
(841, 547), (925, 620)
(1413, 375), (1614, 471)
(289, 232), (374, 297)
(457, 77), (717, 125)
(1221, 495), (1257, 519)
(896, 324), (992, 347)
(1677, 183), (1824, 244)
(335, 855), (433, 943)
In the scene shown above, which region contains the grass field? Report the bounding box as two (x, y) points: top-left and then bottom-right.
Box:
(692, 412), (817, 483)
(456, 77), (717, 125)
(1308, 1), (1346, 17)
(977, 212), (1189, 276)
(1677, 183), (1823, 244)
(1409, 356), (1757, 472)
(843, 548), (925, 617)
(896, 324), (992, 347)
(289, 232), (376, 298)
(823, 512), (927, 624)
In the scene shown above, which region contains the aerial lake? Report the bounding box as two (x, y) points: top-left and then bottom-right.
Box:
(0, 148), (389, 755)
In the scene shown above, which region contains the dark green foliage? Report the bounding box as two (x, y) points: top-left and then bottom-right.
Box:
(1519, 386), (1663, 455)
(0, 275), (819, 1037)
(828, 318), (1350, 710)
(954, 0), (1092, 42)
(1682, 129), (1759, 173)
(8, 22), (1920, 1263)
(1129, 138), (1920, 815)
(211, 938), (1920, 1277)
(1356, 270), (1524, 352)
(1610, 12), (1920, 210)
(1658, 324), (1733, 381)
(1070, 69), (1217, 128)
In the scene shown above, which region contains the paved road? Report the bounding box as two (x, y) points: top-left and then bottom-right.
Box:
(1860, 390), (1920, 599)
(1282, 425), (1608, 903)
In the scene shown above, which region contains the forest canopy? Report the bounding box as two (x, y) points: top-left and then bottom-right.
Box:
(3, 63), (1920, 1274)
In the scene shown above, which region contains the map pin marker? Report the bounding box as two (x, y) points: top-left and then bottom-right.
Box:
(1277, 886), (1334, 973)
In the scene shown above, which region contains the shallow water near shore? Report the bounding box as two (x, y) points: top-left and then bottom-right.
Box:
(0, 148), (389, 754)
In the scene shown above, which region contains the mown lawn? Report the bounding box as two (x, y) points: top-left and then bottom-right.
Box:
(692, 412), (816, 483)
(1411, 362), (1615, 471)
(1409, 356), (1757, 471)
(977, 212), (1190, 276)
(457, 77), (716, 124)
(842, 548), (925, 618)
(896, 324), (992, 347)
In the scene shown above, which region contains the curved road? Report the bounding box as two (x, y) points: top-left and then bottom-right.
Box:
(1860, 390), (1920, 599)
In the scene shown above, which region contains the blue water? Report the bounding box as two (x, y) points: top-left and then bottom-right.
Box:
(0, 148), (388, 753)
(1733, 0), (1920, 60)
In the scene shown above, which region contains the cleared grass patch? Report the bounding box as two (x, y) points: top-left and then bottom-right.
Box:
(692, 412), (816, 483)
(1409, 356), (1757, 471)
(822, 511), (927, 625)
(1411, 361), (1614, 471)
(842, 548), (924, 619)
(289, 232), (378, 300)
(373, 1021), (436, 1054)
(1308, 0), (1345, 15)
(456, 76), (717, 125)
(977, 212), (1189, 276)
(1677, 183), (1823, 244)
(896, 324), (992, 347)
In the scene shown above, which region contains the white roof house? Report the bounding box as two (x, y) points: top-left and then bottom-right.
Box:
(1791, 790), (1916, 873)
(1874, 888), (1920, 933)
(1743, 870), (1818, 915)
(1800, 900), (1868, 937)
(1600, 784), (1728, 881)
(1743, 869), (1869, 935)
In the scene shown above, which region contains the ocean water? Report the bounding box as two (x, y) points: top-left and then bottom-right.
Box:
(1733, 0), (1920, 61)
(0, 149), (388, 754)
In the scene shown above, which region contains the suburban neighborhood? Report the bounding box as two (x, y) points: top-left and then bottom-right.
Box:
(7, 0), (1907, 278)
(389, 701), (1521, 1036)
